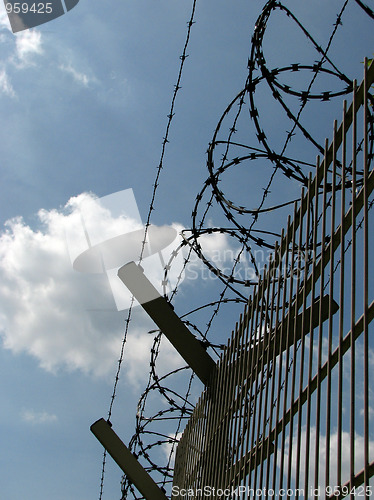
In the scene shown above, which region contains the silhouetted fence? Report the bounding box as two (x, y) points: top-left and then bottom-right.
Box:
(172, 62), (374, 499)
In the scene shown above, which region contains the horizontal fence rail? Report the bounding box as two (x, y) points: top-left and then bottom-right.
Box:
(172, 62), (374, 499)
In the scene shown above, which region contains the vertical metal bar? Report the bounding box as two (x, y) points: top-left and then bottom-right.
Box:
(200, 399), (206, 491)
(216, 323), (237, 491)
(337, 100), (347, 490)
(272, 224), (291, 493)
(183, 419), (191, 489)
(233, 301), (252, 487)
(314, 140), (329, 493)
(253, 275), (270, 490)
(212, 334), (233, 490)
(203, 348), (223, 489)
(363, 57), (369, 493)
(208, 354), (224, 489)
(252, 268), (271, 491)
(226, 319), (242, 488)
(191, 401), (199, 493)
(197, 394), (208, 495)
(186, 407), (194, 487)
(200, 388), (211, 488)
(265, 240), (281, 495)
(269, 233), (286, 495)
(258, 263), (275, 489)
(279, 204), (298, 491)
(326, 123), (338, 492)
(190, 398), (201, 489)
(304, 156), (321, 497)
(237, 306), (252, 487)
(181, 418), (189, 488)
(232, 304), (249, 487)
(350, 80), (357, 499)
(288, 195), (305, 496)
(185, 408), (192, 485)
(243, 289), (260, 495)
(246, 277), (266, 490)
(242, 278), (265, 491)
(295, 177), (312, 497)
(225, 314), (244, 489)
(223, 322), (237, 489)
(207, 346), (226, 490)
(229, 314), (244, 487)
(187, 402), (195, 489)
(195, 401), (203, 489)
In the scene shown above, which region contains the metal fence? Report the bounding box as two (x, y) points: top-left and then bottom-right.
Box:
(172, 62), (374, 499)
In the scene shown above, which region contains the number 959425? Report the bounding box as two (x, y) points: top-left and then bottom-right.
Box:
(5, 3), (53, 14)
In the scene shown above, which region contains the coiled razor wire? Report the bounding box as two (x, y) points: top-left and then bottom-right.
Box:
(117, 1), (374, 498)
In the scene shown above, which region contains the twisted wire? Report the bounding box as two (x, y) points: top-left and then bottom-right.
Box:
(114, 1), (374, 498)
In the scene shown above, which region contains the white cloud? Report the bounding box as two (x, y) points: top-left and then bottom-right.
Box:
(0, 193), (184, 384)
(281, 426), (374, 492)
(198, 230), (236, 263)
(162, 432), (182, 468)
(0, 6), (43, 95)
(184, 230), (235, 276)
(21, 409), (58, 425)
(0, 68), (15, 97)
(0, 8), (11, 31)
(0, 6), (100, 99)
(59, 63), (95, 87)
(183, 228), (259, 285)
(15, 29), (43, 65)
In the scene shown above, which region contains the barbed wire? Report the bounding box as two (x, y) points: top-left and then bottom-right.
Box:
(111, 0), (374, 498)
(96, 0), (198, 498)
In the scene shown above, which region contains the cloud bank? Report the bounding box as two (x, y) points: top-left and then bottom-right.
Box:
(281, 426), (374, 491)
(0, 192), (182, 383)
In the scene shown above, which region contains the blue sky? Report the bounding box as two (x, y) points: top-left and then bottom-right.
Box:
(0, 1), (373, 499)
